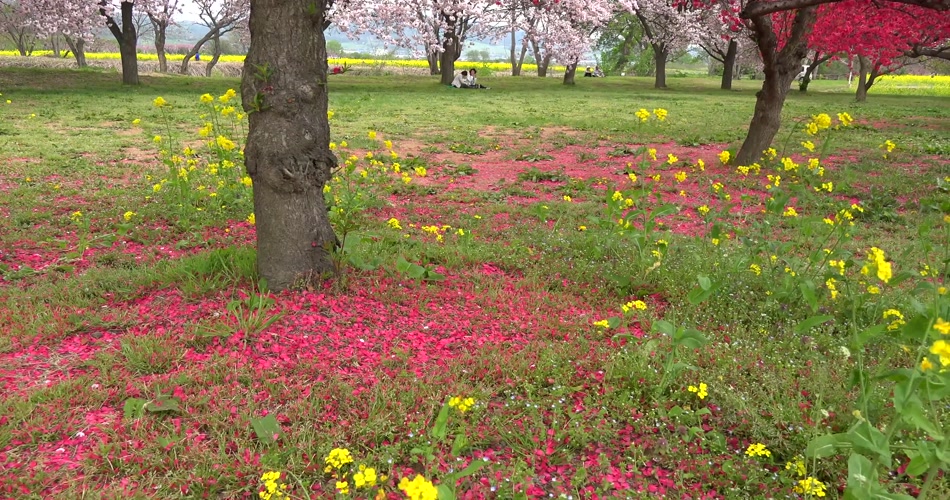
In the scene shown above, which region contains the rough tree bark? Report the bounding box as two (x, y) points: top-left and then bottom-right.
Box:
(64, 36), (87, 68)
(563, 61), (577, 85)
(426, 50), (440, 75)
(722, 39), (737, 90)
(653, 44), (668, 88)
(799, 51), (832, 92)
(205, 34), (222, 77)
(148, 16), (168, 72)
(854, 55), (882, 102)
(181, 27), (220, 75)
(735, 7), (817, 165)
(100, 0), (138, 85)
(439, 31), (459, 85)
(240, 0), (338, 290)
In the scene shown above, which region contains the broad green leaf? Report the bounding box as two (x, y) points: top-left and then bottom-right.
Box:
(697, 274), (712, 291)
(251, 414), (281, 444)
(847, 421), (891, 466)
(431, 402), (450, 440)
(606, 316), (621, 329)
(667, 406), (684, 418)
(687, 286), (713, 305)
(396, 255), (412, 273)
(846, 452), (876, 492)
(123, 398), (147, 420)
(437, 484), (456, 500)
(799, 281), (818, 313)
(652, 320), (675, 337)
(806, 433), (847, 458)
(452, 459), (487, 479)
(145, 395), (180, 414)
(451, 434), (468, 457)
(795, 315), (834, 334)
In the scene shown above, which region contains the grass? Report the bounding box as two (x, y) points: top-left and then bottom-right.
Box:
(1, 66), (949, 498)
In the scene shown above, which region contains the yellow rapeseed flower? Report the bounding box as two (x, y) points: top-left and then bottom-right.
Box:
(398, 475), (437, 500)
(152, 96), (167, 108)
(745, 443), (771, 458)
(200, 93), (214, 103)
(794, 477), (827, 497)
(718, 151), (730, 164)
(593, 319), (610, 329)
(123, 211), (136, 221)
(247, 213), (256, 225)
(448, 396), (475, 412)
(687, 382), (708, 400)
(933, 318), (950, 335)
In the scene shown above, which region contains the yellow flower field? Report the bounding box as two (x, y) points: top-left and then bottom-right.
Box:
(0, 50), (562, 73)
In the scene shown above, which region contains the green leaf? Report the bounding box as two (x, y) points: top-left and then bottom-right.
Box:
(847, 421), (891, 466)
(806, 433), (847, 458)
(123, 398), (147, 420)
(652, 320), (675, 337)
(799, 281), (818, 313)
(451, 459), (487, 479)
(437, 484), (456, 500)
(408, 264), (427, 279)
(144, 395), (180, 414)
(424, 270), (446, 281)
(396, 255), (412, 273)
(251, 414), (281, 444)
(687, 286), (713, 305)
(606, 316), (621, 329)
(677, 329), (707, 349)
(899, 401), (943, 440)
(667, 406), (684, 418)
(451, 434), (469, 457)
(431, 402), (450, 440)
(794, 315), (834, 335)
(697, 274), (712, 291)
(845, 452), (877, 492)
(695, 408), (712, 416)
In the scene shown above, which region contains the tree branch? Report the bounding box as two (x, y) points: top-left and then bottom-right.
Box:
(742, 0), (949, 19)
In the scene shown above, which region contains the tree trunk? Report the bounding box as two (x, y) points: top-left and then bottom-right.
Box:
(799, 52), (831, 92)
(735, 8), (817, 165)
(439, 35), (457, 85)
(855, 56), (868, 102)
(653, 45), (668, 89)
(153, 21), (168, 73)
(101, 1), (139, 85)
(180, 27), (219, 75)
(536, 53), (551, 78)
(205, 35), (222, 77)
(240, 0), (338, 290)
(509, 24), (519, 76)
(426, 50), (440, 75)
(562, 62), (577, 85)
(721, 39), (737, 90)
(50, 35), (61, 57)
(64, 36), (87, 68)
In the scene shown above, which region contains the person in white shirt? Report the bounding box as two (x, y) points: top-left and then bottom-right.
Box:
(467, 68), (489, 89)
(452, 71), (473, 88)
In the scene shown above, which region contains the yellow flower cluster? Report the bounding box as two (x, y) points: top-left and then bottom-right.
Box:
(785, 456), (807, 477)
(448, 396), (475, 412)
(123, 210), (136, 222)
(745, 443), (771, 458)
(635, 108), (650, 122)
(749, 264), (762, 276)
(353, 464), (378, 489)
(688, 382), (708, 400)
(794, 477), (827, 497)
(861, 247), (892, 283)
(258, 471), (287, 500)
(718, 151), (731, 164)
(593, 319), (610, 328)
(398, 475), (438, 500)
(883, 309), (905, 331)
(70, 210), (83, 222)
(387, 218), (402, 230)
(621, 300), (647, 313)
(324, 447), (354, 472)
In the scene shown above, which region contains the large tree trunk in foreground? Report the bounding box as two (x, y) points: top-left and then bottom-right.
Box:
(653, 44), (668, 88)
(721, 39), (737, 90)
(736, 8), (816, 165)
(241, 0), (338, 290)
(101, 1), (139, 85)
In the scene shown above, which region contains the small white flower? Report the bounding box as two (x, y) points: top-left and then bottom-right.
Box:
(839, 346), (851, 359)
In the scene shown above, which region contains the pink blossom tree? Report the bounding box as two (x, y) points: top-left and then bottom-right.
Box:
(697, 0), (748, 89)
(0, 0), (37, 56)
(631, 0), (704, 88)
(144, 0), (180, 73)
(21, 0), (101, 66)
(331, 0), (493, 84)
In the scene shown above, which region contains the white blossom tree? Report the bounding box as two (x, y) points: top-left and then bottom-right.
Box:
(180, 0), (248, 76)
(21, 0), (101, 66)
(0, 0), (37, 56)
(144, 0), (179, 72)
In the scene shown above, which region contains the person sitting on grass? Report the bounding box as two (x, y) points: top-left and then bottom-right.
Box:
(584, 66), (594, 77)
(452, 70), (474, 88)
(467, 68), (490, 89)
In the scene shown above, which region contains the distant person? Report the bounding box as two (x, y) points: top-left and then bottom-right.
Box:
(584, 66), (593, 77)
(594, 65), (604, 77)
(452, 70), (473, 88)
(467, 68), (490, 89)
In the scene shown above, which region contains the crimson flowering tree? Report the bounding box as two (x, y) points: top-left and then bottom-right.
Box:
(808, 1), (950, 101)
